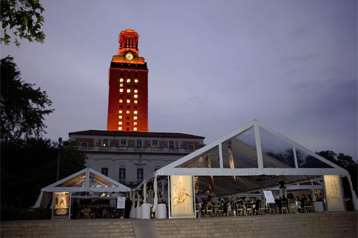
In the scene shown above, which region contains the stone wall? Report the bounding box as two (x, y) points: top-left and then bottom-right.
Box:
(1, 212), (356, 238)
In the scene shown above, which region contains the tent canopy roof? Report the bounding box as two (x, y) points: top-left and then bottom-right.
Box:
(155, 120), (348, 178)
(42, 168), (131, 193)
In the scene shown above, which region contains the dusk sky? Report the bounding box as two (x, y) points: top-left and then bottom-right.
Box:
(2, 0), (357, 159)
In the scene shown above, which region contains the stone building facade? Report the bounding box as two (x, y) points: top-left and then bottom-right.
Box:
(69, 130), (204, 187)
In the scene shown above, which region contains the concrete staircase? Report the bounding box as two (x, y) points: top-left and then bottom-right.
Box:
(1, 212), (357, 238)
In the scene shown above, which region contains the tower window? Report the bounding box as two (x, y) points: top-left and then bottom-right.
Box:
(134, 89), (138, 93)
(118, 126), (122, 130)
(133, 127), (137, 131)
(134, 116), (138, 120)
(119, 78), (124, 82)
(119, 83), (124, 87)
(119, 110), (123, 114)
(118, 121), (122, 125)
(134, 79), (139, 83)
(133, 122), (138, 126)
(134, 94), (138, 98)
(127, 89), (131, 93)
(119, 88), (124, 93)
(134, 111), (138, 114)
(127, 78), (131, 83)
(134, 100), (138, 104)
(119, 99), (123, 103)
(119, 115), (122, 119)
(126, 99), (131, 103)
(126, 110), (130, 114)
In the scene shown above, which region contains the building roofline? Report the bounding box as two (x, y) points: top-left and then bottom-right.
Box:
(68, 130), (205, 139)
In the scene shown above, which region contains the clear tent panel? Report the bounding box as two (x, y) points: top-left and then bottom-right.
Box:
(89, 173), (114, 188)
(56, 173), (86, 187)
(260, 127), (295, 168)
(222, 127), (258, 168)
(296, 148), (333, 168)
(195, 175), (320, 196)
(176, 146), (220, 168)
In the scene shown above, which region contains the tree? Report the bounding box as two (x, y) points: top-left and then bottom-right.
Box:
(0, 0), (45, 46)
(1, 138), (86, 209)
(0, 56), (54, 140)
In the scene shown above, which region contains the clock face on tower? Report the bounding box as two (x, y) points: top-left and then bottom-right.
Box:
(125, 52), (134, 61)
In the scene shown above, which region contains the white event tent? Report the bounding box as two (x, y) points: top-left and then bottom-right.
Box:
(33, 168), (131, 209)
(135, 120), (357, 218)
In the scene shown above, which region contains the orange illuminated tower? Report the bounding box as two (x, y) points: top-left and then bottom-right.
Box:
(107, 29), (148, 132)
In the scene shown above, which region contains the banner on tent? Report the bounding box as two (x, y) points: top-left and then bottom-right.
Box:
(53, 192), (70, 217)
(324, 175), (345, 211)
(170, 175), (194, 218)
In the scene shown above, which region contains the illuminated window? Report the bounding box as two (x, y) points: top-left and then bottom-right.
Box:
(126, 99), (131, 103)
(118, 126), (123, 130)
(127, 78), (131, 83)
(134, 79), (139, 83)
(119, 110), (123, 114)
(119, 83), (124, 87)
(134, 100), (138, 104)
(127, 89), (131, 93)
(119, 115), (122, 119)
(134, 89), (138, 93)
(134, 111), (138, 114)
(126, 110), (130, 114)
(119, 78), (124, 82)
(133, 122), (138, 126)
(119, 99), (123, 103)
(134, 116), (138, 120)
(119, 88), (124, 93)
(134, 94), (138, 98)
(133, 127), (138, 131)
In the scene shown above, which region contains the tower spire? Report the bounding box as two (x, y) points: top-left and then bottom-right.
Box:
(118, 28), (139, 55)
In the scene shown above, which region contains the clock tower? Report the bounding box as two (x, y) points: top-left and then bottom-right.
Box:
(107, 29), (148, 132)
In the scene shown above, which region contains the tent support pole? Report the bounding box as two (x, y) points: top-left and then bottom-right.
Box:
(347, 175), (358, 211)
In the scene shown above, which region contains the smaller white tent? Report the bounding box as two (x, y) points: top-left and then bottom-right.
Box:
(33, 167), (131, 208)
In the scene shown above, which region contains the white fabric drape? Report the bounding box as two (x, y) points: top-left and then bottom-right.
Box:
(32, 191), (44, 208)
(152, 176), (158, 212)
(143, 182), (147, 203)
